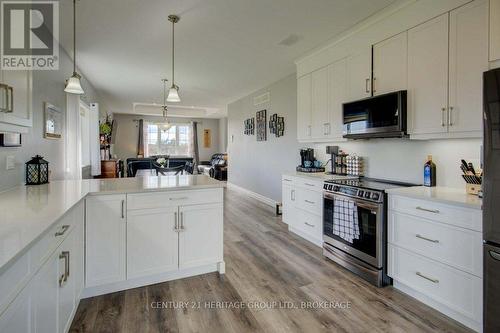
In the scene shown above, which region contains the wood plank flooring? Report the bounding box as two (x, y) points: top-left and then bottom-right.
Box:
(70, 187), (472, 333)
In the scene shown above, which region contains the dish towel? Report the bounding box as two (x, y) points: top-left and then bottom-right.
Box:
(333, 198), (360, 243)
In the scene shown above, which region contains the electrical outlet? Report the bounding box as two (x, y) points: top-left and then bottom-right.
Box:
(6, 155), (15, 170)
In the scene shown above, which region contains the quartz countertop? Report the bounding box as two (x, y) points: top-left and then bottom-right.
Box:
(0, 175), (224, 273)
(386, 186), (482, 210)
(283, 171), (358, 182)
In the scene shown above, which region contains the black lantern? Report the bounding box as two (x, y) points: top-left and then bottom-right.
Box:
(26, 155), (49, 185)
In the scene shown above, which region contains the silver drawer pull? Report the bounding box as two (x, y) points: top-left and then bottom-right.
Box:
(304, 183), (315, 187)
(55, 225), (70, 237)
(416, 234), (440, 243)
(304, 200), (315, 204)
(59, 251), (70, 287)
(169, 197), (189, 201)
(283, 179), (292, 182)
(304, 222), (314, 227)
(416, 271), (439, 284)
(416, 206), (440, 214)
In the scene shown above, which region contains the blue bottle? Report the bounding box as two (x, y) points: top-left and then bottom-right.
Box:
(424, 155), (436, 187)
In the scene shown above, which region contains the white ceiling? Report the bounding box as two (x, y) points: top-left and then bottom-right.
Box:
(59, 0), (400, 118)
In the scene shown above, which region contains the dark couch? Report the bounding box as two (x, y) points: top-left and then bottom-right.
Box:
(126, 156), (194, 177)
(197, 153), (227, 181)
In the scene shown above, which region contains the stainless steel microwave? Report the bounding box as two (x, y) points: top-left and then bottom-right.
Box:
(342, 90), (407, 139)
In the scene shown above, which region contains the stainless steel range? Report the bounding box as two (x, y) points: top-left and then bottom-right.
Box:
(322, 178), (414, 287)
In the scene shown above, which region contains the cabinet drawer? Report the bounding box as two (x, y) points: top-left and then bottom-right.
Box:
(296, 189), (322, 216)
(294, 209), (323, 241)
(389, 195), (481, 231)
(282, 175), (295, 185)
(388, 245), (482, 323)
(388, 211), (482, 275)
(296, 179), (323, 192)
(127, 189), (223, 210)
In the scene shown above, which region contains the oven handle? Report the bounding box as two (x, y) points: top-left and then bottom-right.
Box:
(324, 192), (381, 211)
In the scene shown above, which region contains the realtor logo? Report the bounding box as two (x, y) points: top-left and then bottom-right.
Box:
(1, 1), (59, 70)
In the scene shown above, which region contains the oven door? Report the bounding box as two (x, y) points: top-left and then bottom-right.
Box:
(323, 192), (383, 268)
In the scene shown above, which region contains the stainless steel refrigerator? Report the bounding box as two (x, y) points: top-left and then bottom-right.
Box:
(483, 68), (500, 332)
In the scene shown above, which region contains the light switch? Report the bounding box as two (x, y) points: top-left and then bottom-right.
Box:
(6, 155), (15, 170)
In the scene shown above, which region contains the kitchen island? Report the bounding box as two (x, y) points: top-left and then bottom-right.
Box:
(0, 175), (225, 333)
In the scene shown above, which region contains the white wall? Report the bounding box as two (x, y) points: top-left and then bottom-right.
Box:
(112, 113), (221, 162)
(0, 45), (107, 192)
(218, 117), (228, 152)
(228, 74), (301, 202)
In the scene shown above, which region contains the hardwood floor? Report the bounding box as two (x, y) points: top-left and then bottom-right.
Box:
(70, 187), (472, 333)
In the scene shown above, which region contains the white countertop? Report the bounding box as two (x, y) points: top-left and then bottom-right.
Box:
(386, 186), (482, 210)
(0, 175), (224, 273)
(283, 171), (358, 182)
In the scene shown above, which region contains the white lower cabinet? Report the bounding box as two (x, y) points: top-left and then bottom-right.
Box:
(0, 280), (34, 333)
(85, 194), (127, 287)
(179, 203), (223, 269)
(127, 207), (179, 279)
(281, 175), (323, 246)
(388, 194), (482, 331)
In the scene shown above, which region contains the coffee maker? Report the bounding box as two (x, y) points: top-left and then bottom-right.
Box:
(300, 148), (315, 167)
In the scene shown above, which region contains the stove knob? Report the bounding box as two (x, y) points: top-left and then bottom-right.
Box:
(323, 184), (328, 190)
(328, 185), (333, 191)
(358, 190), (364, 197)
(333, 186), (340, 191)
(364, 192), (371, 199)
(371, 193), (380, 201)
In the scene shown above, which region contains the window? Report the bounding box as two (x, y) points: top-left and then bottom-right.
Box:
(144, 122), (192, 157)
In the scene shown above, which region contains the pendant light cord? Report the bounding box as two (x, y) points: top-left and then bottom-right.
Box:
(171, 19), (175, 87)
(73, 0), (76, 73)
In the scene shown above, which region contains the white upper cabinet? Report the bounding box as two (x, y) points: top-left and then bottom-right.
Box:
(373, 32), (408, 96)
(0, 70), (32, 130)
(448, 0), (489, 134)
(347, 48), (372, 101)
(311, 67), (329, 139)
(328, 58), (348, 139)
(490, 0), (500, 61)
(297, 74), (312, 141)
(408, 14), (450, 136)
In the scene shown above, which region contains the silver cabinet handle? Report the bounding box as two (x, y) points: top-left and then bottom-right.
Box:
(283, 179), (292, 182)
(169, 197), (189, 201)
(174, 212), (179, 232)
(441, 107), (446, 127)
(180, 212), (185, 231)
(304, 222), (314, 227)
(291, 189), (295, 201)
(305, 200), (315, 204)
(489, 250), (500, 261)
(307, 125), (312, 137)
(416, 206), (440, 214)
(416, 234), (440, 243)
(365, 78), (370, 93)
(416, 271), (439, 284)
(448, 106), (453, 126)
(304, 183), (315, 187)
(121, 200), (125, 219)
(7, 86), (13, 113)
(55, 225), (70, 237)
(323, 123), (330, 136)
(372, 77), (376, 93)
(59, 251), (70, 287)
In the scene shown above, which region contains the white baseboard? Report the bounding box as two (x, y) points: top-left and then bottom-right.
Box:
(82, 263), (222, 298)
(226, 182), (276, 207)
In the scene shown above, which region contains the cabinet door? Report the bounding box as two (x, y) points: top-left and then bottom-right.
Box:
(328, 58), (348, 139)
(347, 48), (371, 101)
(408, 14), (449, 135)
(0, 70), (32, 127)
(282, 184), (296, 225)
(297, 74), (312, 141)
(490, 0), (500, 61)
(58, 230), (76, 333)
(127, 207), (179, 279)
(373, 32), (408, 96)
(33, 251), (58, 333)
(448, 0), (489, 134)
(85, 195), (126, 287)
(179, 203), (223, 269)
(0, 281), (34, 333)
(311, 67), (329, 139)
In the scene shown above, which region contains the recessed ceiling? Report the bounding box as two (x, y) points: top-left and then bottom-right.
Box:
(59, 0), (402, 117)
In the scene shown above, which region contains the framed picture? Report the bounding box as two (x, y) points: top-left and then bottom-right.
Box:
(44, 102), (63, 139)
(256, 110), (267, 141)
(203, 129), (211, 148)
(244, 117), (255, 135)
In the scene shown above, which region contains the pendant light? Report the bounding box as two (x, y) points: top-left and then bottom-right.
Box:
(64, 0), (84, 95)
(166, 15), (181, 102)
(161, 78), (172, 131)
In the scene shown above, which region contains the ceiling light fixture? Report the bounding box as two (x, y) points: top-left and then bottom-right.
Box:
(64, 0), (84, 95)
(166, 15), (181, 103)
